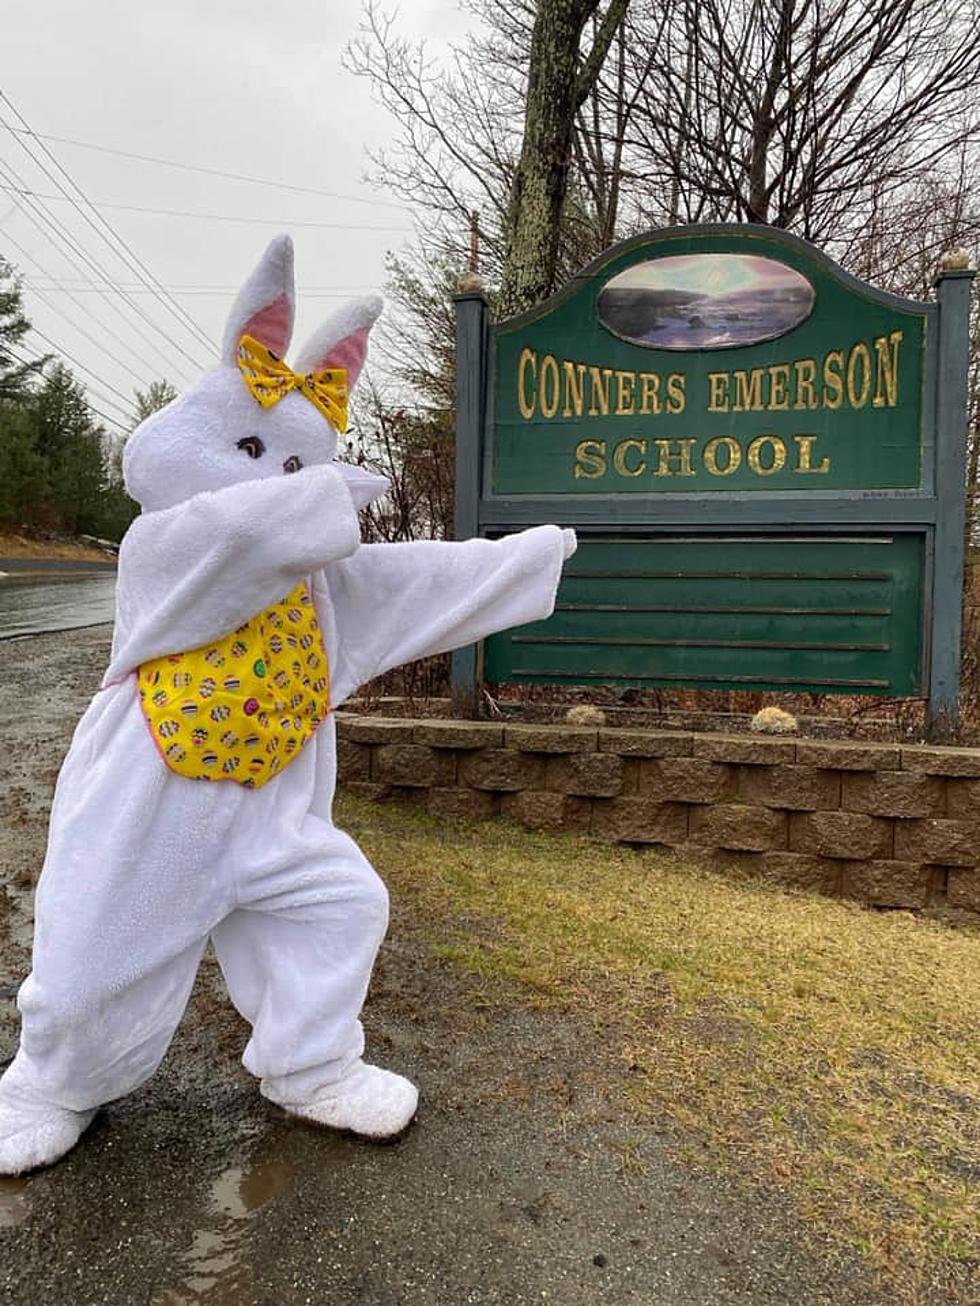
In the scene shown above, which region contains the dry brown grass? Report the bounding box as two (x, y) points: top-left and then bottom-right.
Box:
(0, 530), (110, 563)
(338, 792), (980, 1294)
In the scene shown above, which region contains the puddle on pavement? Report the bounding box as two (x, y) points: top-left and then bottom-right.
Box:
(150, 1229), (253, 1305)
(209, 1159), (294, 1218)
(149, 1155), (295, 1304)
(0, 1177), (30, 1228)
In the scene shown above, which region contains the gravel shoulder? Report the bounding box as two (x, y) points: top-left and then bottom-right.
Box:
(0, 628), (914, 1305)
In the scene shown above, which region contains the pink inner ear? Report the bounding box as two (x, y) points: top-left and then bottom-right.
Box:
(317, 326), (369, 385)
(241, 293), (291, 358)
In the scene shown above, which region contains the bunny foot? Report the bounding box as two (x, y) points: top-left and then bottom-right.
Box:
(265, 1062), (418, 1140)
(0, 1095), (95, 1175)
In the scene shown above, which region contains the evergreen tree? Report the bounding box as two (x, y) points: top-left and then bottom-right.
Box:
(107, 376), (179, 485)
(0, 258), (48, 527)
(0, 264), (159, 542)
(0, 257), (46, 403)
(100, 377), (179, 534)
(30, 364), (109, 534)
(132, 379), (178, 425)
(0, 403), (47, 525)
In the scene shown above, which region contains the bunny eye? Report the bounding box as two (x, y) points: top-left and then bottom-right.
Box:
(237, 435), (266, 460)
(283, 455), (303, 474)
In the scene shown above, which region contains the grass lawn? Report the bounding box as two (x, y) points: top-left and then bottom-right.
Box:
(338, 791), (980, 1292)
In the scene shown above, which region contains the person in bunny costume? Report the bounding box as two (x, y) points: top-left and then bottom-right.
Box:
(0, 235), (575, 1175)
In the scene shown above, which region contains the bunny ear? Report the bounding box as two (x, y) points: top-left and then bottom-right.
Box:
(220, 234), (295, 364)
(292, 294), (383, 389)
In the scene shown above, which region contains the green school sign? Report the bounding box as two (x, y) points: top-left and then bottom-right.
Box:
(452, 226), (973, 732)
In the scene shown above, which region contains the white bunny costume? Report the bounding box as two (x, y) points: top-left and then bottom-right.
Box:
(0, 236), (574, 1174)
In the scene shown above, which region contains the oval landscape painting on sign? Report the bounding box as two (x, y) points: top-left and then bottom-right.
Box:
(598, 253), (815, 350)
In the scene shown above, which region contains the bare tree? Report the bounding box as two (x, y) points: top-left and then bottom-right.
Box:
(346, 2), (521, 283)
(497, 0), (630, 315)
(349, 0), (980, 517)
(344, 380), (455, 544)
(351, 0), (980, 317)
(347, 1), (633, 301)
(611, 0), (980, 254)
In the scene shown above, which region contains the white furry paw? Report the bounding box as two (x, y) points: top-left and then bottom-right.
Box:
(271, 1062), (418, 1140)
(0, 1098), (94, 1175)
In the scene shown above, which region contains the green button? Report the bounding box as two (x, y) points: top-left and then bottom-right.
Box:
(253, 659), (266, 678)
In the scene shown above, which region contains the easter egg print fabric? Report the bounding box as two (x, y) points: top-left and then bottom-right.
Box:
(137, 582), (329, 789)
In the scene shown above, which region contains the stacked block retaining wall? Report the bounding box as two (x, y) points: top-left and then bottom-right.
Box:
(336, 716), (980, 914)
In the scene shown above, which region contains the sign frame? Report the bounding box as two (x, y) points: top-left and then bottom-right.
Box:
(452, 224), (973, 736)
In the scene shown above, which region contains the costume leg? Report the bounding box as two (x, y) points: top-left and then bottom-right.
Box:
(211, 819), (388, 1103)
(212, 817), (417, 1136)
(0, 713), (242, 1172)
(7, 935), (209, 1113)
(0, 933), (207, 1175)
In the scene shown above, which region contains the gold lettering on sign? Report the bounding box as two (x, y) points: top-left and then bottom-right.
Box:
(588, 366), (613, 416)
(666, 373), (687, 414)
(703, 436), (742, 476)
(652, 438), (696, 476)
(615, 370), (636, 415)
(638, 372), (661, 414)
(793, 359), (818, 410)
(569, 433), (837, 481)
(707, 372), (730, 412)
(747, 435), (788, 476)
(613, 438), (647, 477)
(793, 434), (830, 473)
(573, 439), (607, 479)
(517, 347), (537, 419)
(847, 342), (872, 408)
(733, 369), (764, 412)
(562, 361), (586, 417)
(539, 354), (560, 418)
(767, 364), (791, 411)
(822, 350), (844, 409)
(515, 332), (907, 422)
(873, 330), (902, 408)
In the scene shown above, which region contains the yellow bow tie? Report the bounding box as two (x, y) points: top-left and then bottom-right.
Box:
(237, 335), (349, 433)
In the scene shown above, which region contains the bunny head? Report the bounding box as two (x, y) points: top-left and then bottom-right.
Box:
(123, 235), (382, 512)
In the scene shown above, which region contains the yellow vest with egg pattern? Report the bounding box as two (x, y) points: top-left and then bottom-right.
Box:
(138, 582), (329, 788)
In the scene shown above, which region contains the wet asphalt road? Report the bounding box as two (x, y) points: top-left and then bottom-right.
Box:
(0, 559), (116, 640)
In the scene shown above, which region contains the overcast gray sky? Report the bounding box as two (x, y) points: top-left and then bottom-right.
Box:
(1, 0), (475, 432)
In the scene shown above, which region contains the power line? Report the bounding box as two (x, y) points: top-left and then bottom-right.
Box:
(0, 124), (411, 212)
(0, 93), (213, 361)
(1, 221), (173, 385)
(0, 157), (203, 381)
(29, 280), (376, 291)
(8, 344), (132, 433)
(22, 273), (157, 389)
(21, 328), (138, 422)
(27, 283), (377, 299)
(2, 92), (214, 353)
(0, 158), (200, 374)
(0, 184), (413, 233)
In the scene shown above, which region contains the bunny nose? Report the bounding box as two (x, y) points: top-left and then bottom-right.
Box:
(283, 455), (303, 474)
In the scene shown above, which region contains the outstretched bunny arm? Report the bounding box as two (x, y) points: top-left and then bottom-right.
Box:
(105, 463), (359, 683)
(325, 525), (568, 705)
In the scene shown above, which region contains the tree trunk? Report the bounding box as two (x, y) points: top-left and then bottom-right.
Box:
(746, 0), (795, 225)
(498, 0), (629, 319)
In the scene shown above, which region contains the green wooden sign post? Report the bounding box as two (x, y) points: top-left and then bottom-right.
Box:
(452, 225), (974, 736)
